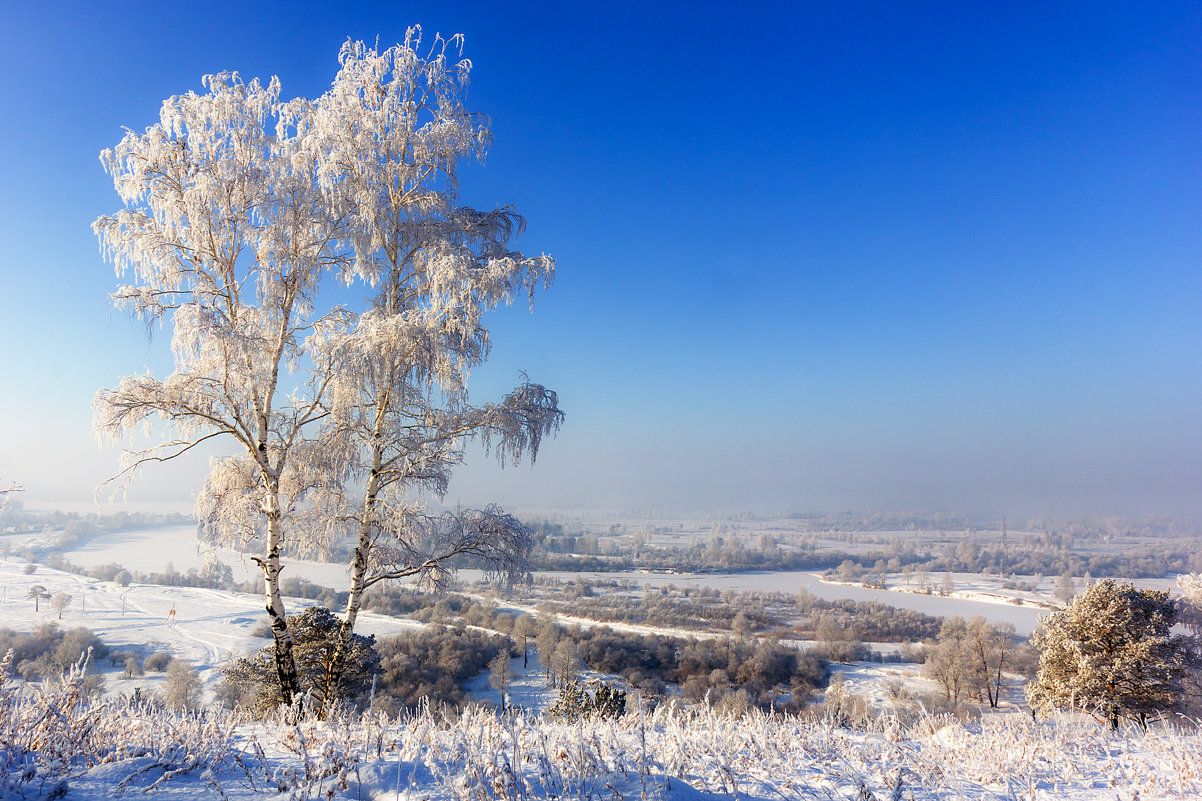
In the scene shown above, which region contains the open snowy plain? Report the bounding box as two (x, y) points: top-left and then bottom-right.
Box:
(0, 558), (419, 695)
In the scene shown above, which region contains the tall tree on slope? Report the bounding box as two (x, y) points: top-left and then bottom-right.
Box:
(93, 74), (349, 706)
(304, 33), (562, 713)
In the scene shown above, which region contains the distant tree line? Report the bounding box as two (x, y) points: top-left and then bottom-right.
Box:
(0, 507), (191, 542)
(529, 533), (1197, 579)
(527, 514), (1200, 579)
(41, 553), (236, 590)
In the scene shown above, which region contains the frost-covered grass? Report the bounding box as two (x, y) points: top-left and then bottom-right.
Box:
(5, 653), (1200, 801)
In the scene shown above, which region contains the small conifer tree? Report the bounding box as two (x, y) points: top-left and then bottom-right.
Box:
(1027, 579), (1199, 729)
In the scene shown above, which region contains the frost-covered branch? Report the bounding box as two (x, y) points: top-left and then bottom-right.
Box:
(0, 480), (21, 511)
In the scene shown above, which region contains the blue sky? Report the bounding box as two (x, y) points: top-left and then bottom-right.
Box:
(1, 1), (1200, 518)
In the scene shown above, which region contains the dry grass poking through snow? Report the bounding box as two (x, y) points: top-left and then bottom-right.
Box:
(2, 651), (1199, 800)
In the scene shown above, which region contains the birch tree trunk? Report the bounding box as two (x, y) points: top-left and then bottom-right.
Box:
(261, 479), (302, 705)
(320, 459), (380, 712)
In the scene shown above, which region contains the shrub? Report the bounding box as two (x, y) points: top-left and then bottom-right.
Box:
(163, 660), (202, 711)
(373, 624), (509, 714)
(221, 606), (379, 714)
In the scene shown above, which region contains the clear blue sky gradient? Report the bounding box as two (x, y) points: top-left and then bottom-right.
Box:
(1, 1), (1200, 517)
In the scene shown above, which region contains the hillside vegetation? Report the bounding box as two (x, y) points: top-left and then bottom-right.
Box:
(4, 654), (1201, 801)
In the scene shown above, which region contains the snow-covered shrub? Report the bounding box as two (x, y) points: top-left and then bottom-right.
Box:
(592, 684), (627, 720)
(143, 651), (173, 672)
(1, 623), (108, 683)
(547, 680), (590, 722)
(163, 659), (203, 711)
(373, 624), (509, 714)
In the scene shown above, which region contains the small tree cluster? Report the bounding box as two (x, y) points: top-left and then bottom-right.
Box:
(372, 624), (510, 714)
(0, 624), (110, 684)
(923, 616), (1021, 708)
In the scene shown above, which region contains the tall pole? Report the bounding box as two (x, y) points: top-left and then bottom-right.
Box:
(1000, 514), (1007, 576)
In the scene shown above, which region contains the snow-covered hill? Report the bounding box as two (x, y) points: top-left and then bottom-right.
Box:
(4, 661), (1199, 801)
(3, 555), (1199, 799)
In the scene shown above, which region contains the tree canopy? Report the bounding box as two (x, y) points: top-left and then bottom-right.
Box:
(1027, 578), (1199, 729)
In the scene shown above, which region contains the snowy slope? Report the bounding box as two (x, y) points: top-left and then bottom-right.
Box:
(5, 677), (1196, 801)
(0, 559), (421, 694)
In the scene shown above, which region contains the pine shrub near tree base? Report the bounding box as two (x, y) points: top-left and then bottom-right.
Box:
(592, 684), (628, 720)
(220, 606), (379, 715)
(547, 681), (627, 722)
(1027, 578), (1200, 729)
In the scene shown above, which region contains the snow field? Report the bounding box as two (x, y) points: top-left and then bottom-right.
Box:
(46, 524), (1056, 632)
(8, 661), (1200, 801)
(0, 560), (422, 695)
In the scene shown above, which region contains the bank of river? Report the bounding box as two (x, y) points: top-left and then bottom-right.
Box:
(492, 568), (1048, 636)
(59, 527), (1184, 638)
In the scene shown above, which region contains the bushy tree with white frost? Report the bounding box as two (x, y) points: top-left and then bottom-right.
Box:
(300, 34), (561, 713)
(94, 71), (349, 705)
(1178, 572), (1202, 637)
(50, 593), (72, 620)
(1027, 578), (1199, 729)
(94, 29), (560, 712)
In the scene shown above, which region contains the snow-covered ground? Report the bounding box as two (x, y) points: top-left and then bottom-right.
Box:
(0, 558), (420, 695)
(4, 533), (1201, 798)
(7, 673), (1200, 801)
(825, 660), (934, 705)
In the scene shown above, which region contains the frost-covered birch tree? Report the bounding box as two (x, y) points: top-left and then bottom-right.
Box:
(93, 73), (349, 705)
(301, 33), (562, 711)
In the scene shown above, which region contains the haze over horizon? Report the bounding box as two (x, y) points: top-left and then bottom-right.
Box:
(2, 1), (1200, 522)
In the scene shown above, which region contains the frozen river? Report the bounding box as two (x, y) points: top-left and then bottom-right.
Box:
(54, 526), (1183, 638)
(478, 568), (1050, 636)
(58, 525), (352, 589)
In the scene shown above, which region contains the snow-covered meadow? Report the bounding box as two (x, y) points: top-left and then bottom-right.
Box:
(2, 554), (1200, 799)
(0, 559), (419, 694)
